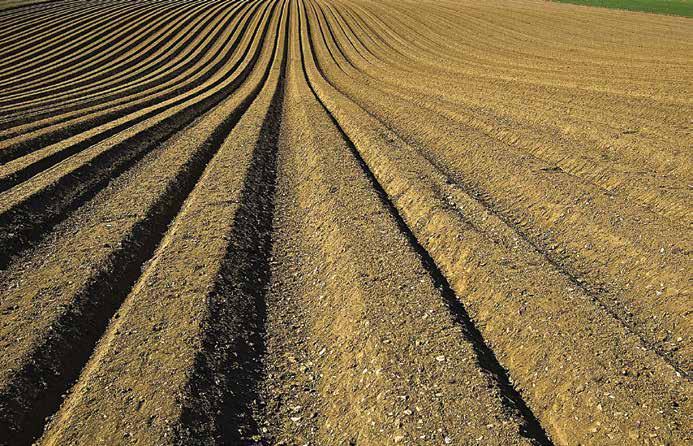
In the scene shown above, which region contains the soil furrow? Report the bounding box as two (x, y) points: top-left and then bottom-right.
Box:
(0, 1), (690, 444)
(0, 1), (274, 267)
(318, 0), (691, 224)
(0, 1), (189, 90)
(0, 0), (254, 167)
(0, 0), (217, 106)
(0, 0), (251, 149)
(295, 3), (551, 443)
(0, 2), (282, 442)
(306, 0), (691, 372)
(0, 1), (257, 163)
(0, 1), (135, 58)
(251, 4), (539, 445)
(0, 2), (99, 44)
(0, 1), (166, 79)
(0, 1), (234, 117)
(298, 3), (690, 443)
(321, 1), (691, 223)
(33, 3), (287, 443)
(0, 0), (74, 17)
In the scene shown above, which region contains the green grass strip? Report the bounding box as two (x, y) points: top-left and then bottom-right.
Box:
(554, 0), (692, 17)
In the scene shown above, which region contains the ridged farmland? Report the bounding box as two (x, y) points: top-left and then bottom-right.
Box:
(0, 0), (690, 445)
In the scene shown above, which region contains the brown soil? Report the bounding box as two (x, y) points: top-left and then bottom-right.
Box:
(0, 0), (690, 445)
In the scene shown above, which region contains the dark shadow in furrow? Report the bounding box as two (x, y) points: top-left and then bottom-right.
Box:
(318, 0), (411, 77)
(0, 2), (247, 154)
(0, 2), (185, 90)
(320, 1), (378, 66)
(416, 153), (691, 380)
(0, 3), (275, 270)
(0, 0), (115, 28)
(337, 5), (387, 61)
(0, 2), (223, 115)
(302, 0), (689, 381)
(0, 1), (125, 55)
(309, 0), (355, 72)
(0, 1), (80, 35)
(177, 8), (287, 443)
(0, 0), (211, 105)
(0, 4), (282, 444)
(0, 1), (183, 70)
(297, 4), (554, 445)
(0, 3), (222, 95)
(0, 0), (63, 16)
(0, 1), (234, 125)
(0, 1), (221, 110)
(305, 1), (348, 75)
(0, 1), (167, 65)
(0, 1), (154, 75)
(0, 4), (248, 141)
(0, 0), (256, 163)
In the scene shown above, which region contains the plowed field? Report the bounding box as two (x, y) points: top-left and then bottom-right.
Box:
(0, 0), (690, 445)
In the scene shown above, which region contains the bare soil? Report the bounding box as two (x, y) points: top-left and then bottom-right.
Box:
(0, 0), (690, 445)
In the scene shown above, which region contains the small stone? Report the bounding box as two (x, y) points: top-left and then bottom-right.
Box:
(436, 355), (446, 362)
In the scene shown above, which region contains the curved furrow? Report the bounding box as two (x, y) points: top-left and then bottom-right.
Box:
(0, 0), (212, 97)
(35, 7), (289, 442)
(0, 1), (283, 443)
(0, 0), (228, 112)
(344, 0), (685, 360)
(0, 1), (689, 445)
(328, 1), (392, 64)
(341, 0), (444, 67)
(0, 0), (257, 171)
(0, 0), (247, 129)
(0, 0), (77, 22)
(0, 0), (166, 77)
(319, 0), (379, 66)
(0, 0), (217, 104)
(356, 0), (472, 65)
(308, 0), (692, 370)
(306, 0), (352, 74)
(0, 1), (186, 86)
(299, 1), (689, 443)
(0, 1), (179, 61)
(0, 1), (87, 40)
(318, 0), (692, 223)
(344, 0), (691, 123)
(342, 0), (682, 151)
(0, 0), (271, 267)
(351, 0), (692, 147)
(0, 0), (127, 50)
(288, 3), (550, 444)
